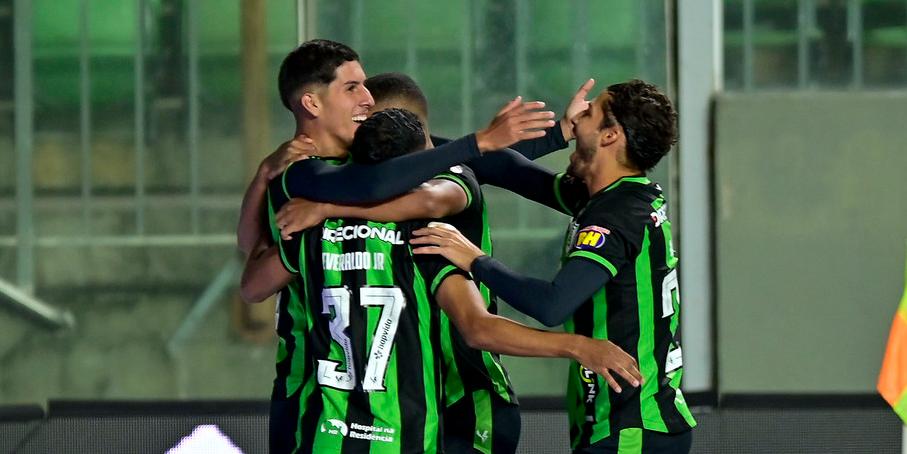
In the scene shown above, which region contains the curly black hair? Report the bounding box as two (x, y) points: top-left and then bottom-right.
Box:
(604, 80), (677, 171)
(349, 108), (426, 164)
(278, 39), (359, 111)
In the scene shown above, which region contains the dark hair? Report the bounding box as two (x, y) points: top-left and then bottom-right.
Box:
(364, 72), (429, 120)
(604, 80), (677, 171)
(278, 39), (359, 111)
(349, 108), (426, 164)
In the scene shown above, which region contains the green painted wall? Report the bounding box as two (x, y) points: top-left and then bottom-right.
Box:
(715, 92), (907, 393)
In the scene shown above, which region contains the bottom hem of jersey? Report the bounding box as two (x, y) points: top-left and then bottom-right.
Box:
(575, 425), (695, 450)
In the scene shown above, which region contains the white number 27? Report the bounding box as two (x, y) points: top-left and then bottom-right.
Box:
(317, 287), (406, 392)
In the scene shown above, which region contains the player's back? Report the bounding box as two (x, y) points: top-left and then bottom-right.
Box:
(299, 216), (453, 454)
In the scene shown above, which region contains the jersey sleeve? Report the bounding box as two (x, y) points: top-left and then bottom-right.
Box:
(267, 175), (302, 275)
(552, 172), (588, 216)
(412, 247), (471, 297)
(431, 164), (481, 212)
(565, 211), (632, 278)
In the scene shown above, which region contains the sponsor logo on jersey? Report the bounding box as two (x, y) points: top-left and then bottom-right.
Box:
(321, 419), (396, 443)
(650, 205), (668, 227)
(574, 226), (610, 250)
(321, 419), (348, 436)
(580, 366), (598, 404)
(475, 430), (489, 443)
(323, 225), (404, 245)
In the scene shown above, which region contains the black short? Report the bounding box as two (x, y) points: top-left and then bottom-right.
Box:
(575, 428), (692, 454)
(443, 390), (521, 454)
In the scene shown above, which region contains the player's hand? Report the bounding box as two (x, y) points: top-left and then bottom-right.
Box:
(573, 337), (643, 394)
(275, 198), (326, 240)
(410, 222), (486, 271)
(259, 135), (316, 181)
(475, 97), (556, 152)
(561, 79), (595, 141)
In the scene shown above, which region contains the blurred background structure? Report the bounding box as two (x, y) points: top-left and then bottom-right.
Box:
(1, 0), (907, 452)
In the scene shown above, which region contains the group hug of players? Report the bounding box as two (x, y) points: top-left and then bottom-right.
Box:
(236, 39), (695, 454)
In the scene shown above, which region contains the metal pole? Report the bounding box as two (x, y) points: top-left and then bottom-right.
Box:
(572, 0), (589, 87)
(351, 0), (363, 51)
(847, 0), (863, 89)
(515, 0), (529, 230)
(187, 0), (201, 235)
(797, 0), (815, 88)
(80, 0), (92, 235)
(134, 0), (146, 235)
(460, 0), (473, 134)
(14, 0), (35, 294)
(405, 0), (417, 80)
(742, 0), (754, 91)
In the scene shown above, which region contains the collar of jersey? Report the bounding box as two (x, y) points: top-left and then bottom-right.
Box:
(600, 175), (650, 194)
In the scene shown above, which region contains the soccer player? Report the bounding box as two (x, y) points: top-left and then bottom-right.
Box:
(271, 72), (600, 454)
(410, 80), (697, 454)
(244, 108), (642, 453)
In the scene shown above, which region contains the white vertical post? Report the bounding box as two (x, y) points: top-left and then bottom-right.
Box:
(14, 0), (35, 294)
(677, 0), (722, 393)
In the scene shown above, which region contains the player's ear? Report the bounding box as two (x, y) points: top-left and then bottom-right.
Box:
(301, 92), (320, 117)
(599, 125), (620, 148)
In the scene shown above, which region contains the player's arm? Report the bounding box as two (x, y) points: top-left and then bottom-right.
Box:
(410, 222), (613, 327)
(435, 274), (641, 392)
(236, 137), (315, 255)
(281, 99), (555, 204)
(468, 148), (586, 215)
(273, 179), (468, 240)
(239, 240), (294, 303)
(507, 78), (595, 160)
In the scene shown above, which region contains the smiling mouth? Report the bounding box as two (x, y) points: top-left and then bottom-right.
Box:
(352, 115), (367, 123)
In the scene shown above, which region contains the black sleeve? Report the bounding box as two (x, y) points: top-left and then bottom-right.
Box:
(431, 164), (481, 212)
(508, 123), (569, 160)
(281, 134), (481, 204)
(565, 213), (632, 278)
(467, 148), (587, 215)
(470, 255), (610, 327)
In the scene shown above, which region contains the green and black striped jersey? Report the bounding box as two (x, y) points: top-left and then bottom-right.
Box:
(432, 165), (516, 410)
(278, 211), (467, 453)
(266, 170), (322, 453)
(557, 176), (696, 449)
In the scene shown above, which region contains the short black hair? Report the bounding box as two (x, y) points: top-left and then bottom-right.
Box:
(604, 80), (677, 171)
(365, 72), (429, 120)
(278, 39), (359, 111)
(349, 108), (426, 164)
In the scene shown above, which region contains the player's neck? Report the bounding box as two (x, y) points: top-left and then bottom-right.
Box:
(586, 161), (641, 195)
(295, 123), (349, 159)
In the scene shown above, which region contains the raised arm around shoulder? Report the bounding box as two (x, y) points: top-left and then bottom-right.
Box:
(282, 135), (481, 204)
(274, 179), (468, 239)
(240, 242), (293, 303)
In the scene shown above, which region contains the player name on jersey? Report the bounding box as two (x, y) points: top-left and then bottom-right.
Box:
(322, 225), (404, 245)
(321, 252), (387, 272)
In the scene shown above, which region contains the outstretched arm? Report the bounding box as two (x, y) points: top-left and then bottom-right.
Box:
(410, 222), (608, 326)
(436, 274), (641, 392)
(281, 99), (555, 204)
(273, 179), (468, 240)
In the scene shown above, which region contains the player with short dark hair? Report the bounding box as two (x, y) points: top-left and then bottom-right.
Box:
(411, 80), (697, 454)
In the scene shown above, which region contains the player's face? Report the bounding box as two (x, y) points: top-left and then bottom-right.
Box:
(319, 61), (375, 147)
(567, 91), (609, 179)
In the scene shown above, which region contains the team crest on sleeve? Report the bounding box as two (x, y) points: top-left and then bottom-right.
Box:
(449, 165), (463, 174)
(574, 226), (610, 250)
